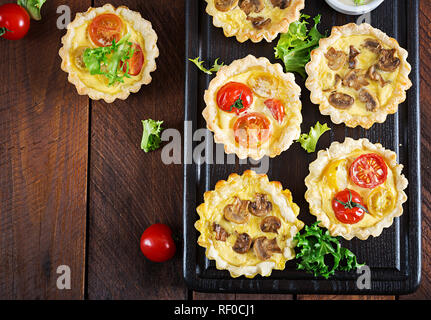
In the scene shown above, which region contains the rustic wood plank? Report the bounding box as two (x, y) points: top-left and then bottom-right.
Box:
(87, 0), (187, 299)
(398, 0), (431, 300)
(0, 0), (90, 299)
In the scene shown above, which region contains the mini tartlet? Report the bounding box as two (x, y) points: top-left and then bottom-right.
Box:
(305, 23), (412, 129)
(304, 138), (408, 240)
(205, 0), (304, 43)
(59, 4), (159, 103)
(203, 55), (302, 160)
(195, 170), (304, 278)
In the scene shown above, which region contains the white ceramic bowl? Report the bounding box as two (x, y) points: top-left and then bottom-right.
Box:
(325, 0), (384, 15)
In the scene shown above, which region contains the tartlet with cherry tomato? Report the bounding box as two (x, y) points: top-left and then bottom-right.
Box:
(59, 4), (159, 103)
(203, 55), (302, 160)
(304, 138), (408, 240)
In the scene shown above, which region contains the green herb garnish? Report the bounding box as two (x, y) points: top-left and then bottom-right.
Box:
(354, 0), (367, 5)
(83, 34), (135, 86)
(141, 119), (164, 152)
(17, 0), (47, 20)
(335, 189), (369, 213)
(274, 14), (326, 78)
(297, 121), (331, 153)
(228, 92), (244, 112)
(189, 57), (224, 75)
(294, 222), (365, 279)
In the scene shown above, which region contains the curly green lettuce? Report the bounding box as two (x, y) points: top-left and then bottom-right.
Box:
(17, 0), (47, 20)
(294, 222), (365, 279)
(141, 119), (164, 152)
(354, 0), (367, 5)
(189, 57), (224, 75)
(297, 121), (331, 153)
(274, 14), (326, 78)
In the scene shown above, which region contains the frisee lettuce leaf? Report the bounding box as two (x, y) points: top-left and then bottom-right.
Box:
(83, 34), (134, 86)
(17, 0), (47, 20)
(294, 222), (365, 279)
(141, 119), (164, 152)
(189, 57), (224, 75)
(354, 0), (367, 5)
(297, 121), (331, 153)
(274, 14), (326, 78)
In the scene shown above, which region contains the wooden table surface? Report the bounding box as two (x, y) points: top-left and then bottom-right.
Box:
(0, 0), (429, 300)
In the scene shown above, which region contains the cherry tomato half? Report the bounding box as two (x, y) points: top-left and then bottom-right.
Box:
(140, 224), (176, 262)
(332, 189), (367, 224)
(233, 112), (271, 148)
(89, 13), (123, 47)
(122, 43), (144, 76)
(216, 82), (253, 114)
(264, 98), (285, 123)
(349, 153), (388, 189)
(0, 4), (30, 40)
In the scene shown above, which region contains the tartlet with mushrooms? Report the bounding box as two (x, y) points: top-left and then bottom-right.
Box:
(305, 23), (412, 129)
(205, 0), (304, 43)
(195, 170), (304, 278)
(304, 138), (408, 240)
(59, 4), (159, 103)
(203, 55), (302, 160)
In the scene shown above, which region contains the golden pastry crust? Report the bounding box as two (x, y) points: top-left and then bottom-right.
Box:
(305, 23), (412, 129)
(195, 170), (304, 278)
(203, 55), (302, 160)
(59, 4), (159, 103)
(205, 0), (304, 43)
(304, 138), (408, 240)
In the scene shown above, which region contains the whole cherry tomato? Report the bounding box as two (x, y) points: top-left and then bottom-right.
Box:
(216, 82), (253, 114)
(349, 153), (388, 189)
(332, 189), (368, 224)
(89, 13), (123, 47)
(0, 4), (30, 40)
(233, 112), (271, 147)
(140, 223), (176, 262)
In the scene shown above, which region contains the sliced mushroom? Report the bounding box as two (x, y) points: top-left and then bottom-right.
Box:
(377, 49), (400, 72)
(366, 64), (389, 87)
(359, 88), (379, 112)
(247, 16), (271, 30)
(253, 237), (281, 260)
(342, 69), (369, 90)
(214, 0), (239, 12)
(212, 223), (229, 241)
(260, 216), (281, 233)
(324, 47), (348, 71)
(323, 74), (342, 92)
(239, 0), (264, 15)
(361, 38), (382, 53)
(348, 45), (360, 69)
(247, 73), (278, 98)
(328, 92), (354, 110)
(270, 0), (291, 9)
(248, 194), (272, 217)
(233, 232), (252, 254)
(223, 197), (250, 224)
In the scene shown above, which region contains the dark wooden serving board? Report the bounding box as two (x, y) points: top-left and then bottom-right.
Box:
(183, 0), (421, 294)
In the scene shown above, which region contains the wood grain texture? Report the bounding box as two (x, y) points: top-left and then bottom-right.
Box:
(398, 0), (431, 301)
(86, 0), (187, 299)
(0, 0), (89, 299)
